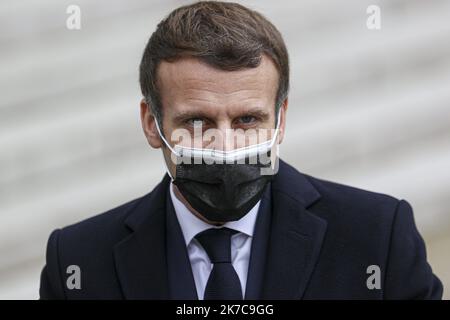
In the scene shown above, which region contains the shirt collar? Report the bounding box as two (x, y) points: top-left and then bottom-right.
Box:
(169, 182), (260, 246)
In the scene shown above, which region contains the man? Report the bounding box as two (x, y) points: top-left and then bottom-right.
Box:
(40, 1), (442, 299)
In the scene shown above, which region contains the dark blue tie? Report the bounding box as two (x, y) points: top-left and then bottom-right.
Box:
(195, 228), (243, 300)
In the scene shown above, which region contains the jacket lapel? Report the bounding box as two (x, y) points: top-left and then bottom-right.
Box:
(262, 160), (328, 299)
(113, 175), (171, 299)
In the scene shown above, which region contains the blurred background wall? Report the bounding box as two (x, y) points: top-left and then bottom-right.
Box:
(0, 0), (449, 299)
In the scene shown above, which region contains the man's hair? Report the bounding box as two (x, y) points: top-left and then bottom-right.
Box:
(139, 1), (289, 127)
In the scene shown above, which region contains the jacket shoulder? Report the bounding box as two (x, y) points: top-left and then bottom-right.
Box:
(300, 173), (405, 255)
(59, 195), (144, 243)
(305, 173), (401, 221)
(50, 193), (151, 271)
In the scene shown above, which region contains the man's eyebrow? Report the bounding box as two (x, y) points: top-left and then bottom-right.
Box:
(238, 108), (270, 119)
(171, 107), (271, 123)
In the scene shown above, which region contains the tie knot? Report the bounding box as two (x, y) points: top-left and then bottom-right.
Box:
(195, 228), (237, 264)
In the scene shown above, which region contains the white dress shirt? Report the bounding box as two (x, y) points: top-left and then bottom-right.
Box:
(169, 182), (260, 300)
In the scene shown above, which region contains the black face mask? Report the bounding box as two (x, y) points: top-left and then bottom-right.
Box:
(173, 156), (276, 222)
(155, 115), (280, 223)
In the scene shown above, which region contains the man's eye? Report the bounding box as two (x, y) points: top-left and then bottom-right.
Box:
(238, 116), (257, 124)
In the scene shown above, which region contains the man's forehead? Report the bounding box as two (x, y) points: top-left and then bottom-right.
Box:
(156, 55), (279, 94)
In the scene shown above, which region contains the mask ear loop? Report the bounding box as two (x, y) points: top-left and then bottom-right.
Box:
(256, 108), (282, 175)
(153, 117), (178, 181)
(154, 118), (181, 157)
(266, 108), (283, 150)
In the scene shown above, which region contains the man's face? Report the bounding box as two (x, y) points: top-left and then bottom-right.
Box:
(141, 54), (287, 177)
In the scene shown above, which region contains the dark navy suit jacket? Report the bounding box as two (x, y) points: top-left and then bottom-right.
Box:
(39, 160), (443, 299)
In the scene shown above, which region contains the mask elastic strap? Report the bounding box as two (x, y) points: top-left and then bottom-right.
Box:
(153, 118), (177, 181)
(162, 153), (175, 181)
(268, 108), (282, 149)
(154, 117), (181, 157)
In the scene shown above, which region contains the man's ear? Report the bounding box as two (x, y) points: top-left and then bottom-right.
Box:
(277, 98), (288, 144)
(140, 99), (163, 148)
